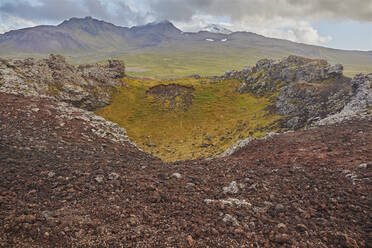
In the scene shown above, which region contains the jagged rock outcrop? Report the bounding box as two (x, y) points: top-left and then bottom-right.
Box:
(276, 78), (353, 128)
(0, 54), (125, 110)
(315, 73), (372, 125)
(224, 55), (344, 96)
(223, 55), (371, 129)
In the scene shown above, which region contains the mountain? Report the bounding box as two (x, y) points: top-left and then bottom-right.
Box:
(202, 24), (233, 34)
(0, 17), (182, 54)
(130, 20), (182, 35)
(0, 17), (371, 77)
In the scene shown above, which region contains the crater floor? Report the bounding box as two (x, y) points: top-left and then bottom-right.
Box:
(95, 77), (282, 161)
(1, 92), (371, 247)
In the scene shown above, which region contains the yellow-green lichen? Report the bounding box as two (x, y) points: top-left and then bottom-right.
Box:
(95, 76), (283, 162)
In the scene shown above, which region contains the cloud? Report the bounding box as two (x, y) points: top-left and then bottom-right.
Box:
(0, 15), (37, 34)
(149, 0), (372, 23)
(0, 0), (370, 45)
(0, 0), (86, 22)
(148, 0), (370, 44)
(175, 15), (332, 45)
(0, 24), (9, 34)
(230, 17), (333, 45)
(0, 0), (149, 26)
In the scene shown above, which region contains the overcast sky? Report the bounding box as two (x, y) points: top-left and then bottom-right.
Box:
(0, 0), (371, 50)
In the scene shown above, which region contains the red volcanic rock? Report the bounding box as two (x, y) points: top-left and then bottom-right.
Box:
(0, 92), (371, 247)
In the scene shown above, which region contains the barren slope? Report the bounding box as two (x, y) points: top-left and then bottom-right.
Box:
(1, 93), (371, 247)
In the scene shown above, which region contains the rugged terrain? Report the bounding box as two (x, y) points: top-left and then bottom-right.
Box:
(0, 54), (125, 110)
(0, 54), (371, 247)
(0, 93), (371, 247)
(1, 55), (371, 162)
(1, 17), (372, 77)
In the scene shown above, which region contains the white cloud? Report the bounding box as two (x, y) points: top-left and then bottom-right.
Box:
(289, 24), (332, 45)
(175, 15), (332, 45)
(0, 24), (10, 34)
(3, 0), (367, 45)
(233, 17), (333, 45)
(174, 14), (226, 32)
(6, 16), (37, 28)
(0, 15), (38, 34)
(149, 0), (372, 23)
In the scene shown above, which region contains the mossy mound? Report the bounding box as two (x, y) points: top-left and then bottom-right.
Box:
(95, 77), (283, 161)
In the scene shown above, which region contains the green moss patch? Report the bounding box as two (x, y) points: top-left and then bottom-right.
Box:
(95, 77), (283, 161)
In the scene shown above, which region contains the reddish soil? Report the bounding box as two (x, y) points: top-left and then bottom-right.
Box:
(0, 93), (371, 247)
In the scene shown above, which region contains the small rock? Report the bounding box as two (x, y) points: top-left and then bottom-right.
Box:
(42, 211), (55, 220)
(223, 181), (239, 194)
(268, 204), (286, 217)
(95, 175), (104, 183)
(200, 143), (211, 148)
(16, 214), (36, 223)
(147, 142), (157, 147)
(276, 223), (288, 233)
(96, 226), (107, 235)
(333, 233), (359, 248)
(234, 227), (244, 234)
(150, 191), (161, 203)
(67, 188), (75, 193)
(187, 235), (196, 247)
(48, 171), (56, 178)
(296, 224), (307, 232)
(275, 204), (285, 213)
(171, 173), (182, 179)
(157, 173), (168, 180)
(274, 233), (289, 244)
(186, 183), (195, 190)
(358, 163), (367, 169)
(108, 172), (120, 180)
(128, 215), (138, 225)
(249, 221), (256, 230)
(222, 214), (240, 227)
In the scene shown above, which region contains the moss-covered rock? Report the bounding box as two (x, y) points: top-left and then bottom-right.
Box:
(222, 55), (364, 129)
(0, 54), (125, 110)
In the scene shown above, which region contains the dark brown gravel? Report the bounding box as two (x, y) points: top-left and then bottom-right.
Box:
(0, 93), (371, 247)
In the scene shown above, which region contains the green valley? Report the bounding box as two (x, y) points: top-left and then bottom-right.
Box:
(95, 76), (283, 161)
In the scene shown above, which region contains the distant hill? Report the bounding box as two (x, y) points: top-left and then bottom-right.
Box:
(0, 16), (371, 77)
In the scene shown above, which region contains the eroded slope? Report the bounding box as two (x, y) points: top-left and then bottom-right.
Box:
(0, 93), (371, 247)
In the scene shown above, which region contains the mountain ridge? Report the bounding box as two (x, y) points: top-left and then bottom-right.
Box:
(0, 17), (371, 77)
(1, 16), (369, 52)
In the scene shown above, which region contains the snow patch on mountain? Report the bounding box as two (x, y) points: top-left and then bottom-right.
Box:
(202, 24), (232, 35)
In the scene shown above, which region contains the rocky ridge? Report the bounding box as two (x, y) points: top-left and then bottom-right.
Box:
(0, 54), (125, 110)
(315, 73), (372, 125)
(223, 55), (371, 129)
